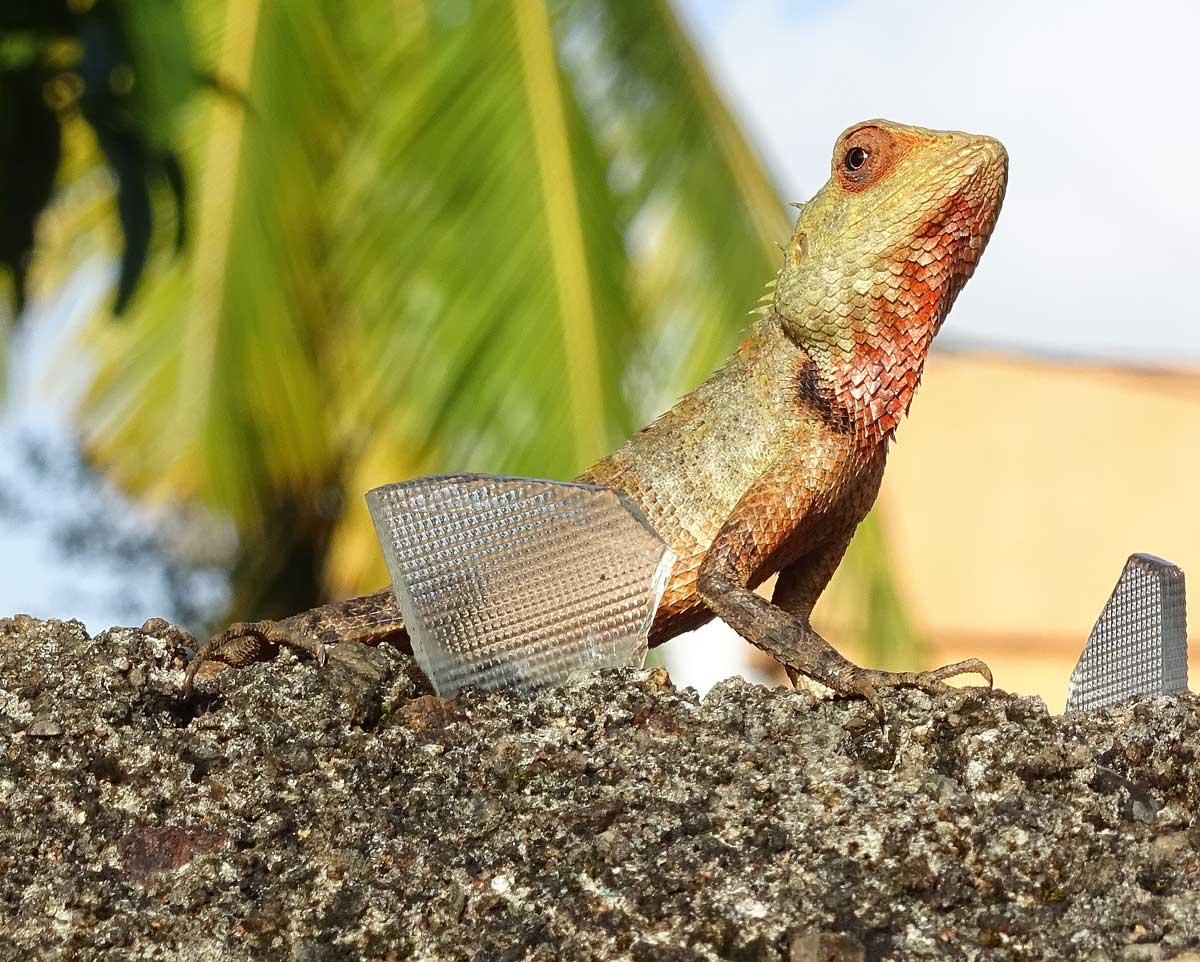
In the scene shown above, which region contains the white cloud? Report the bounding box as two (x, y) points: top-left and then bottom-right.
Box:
(681, 0), (1200, 362)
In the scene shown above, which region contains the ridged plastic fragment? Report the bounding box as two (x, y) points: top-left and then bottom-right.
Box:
(366, 474), (675, 697)
(1065, 553), (1188, 714)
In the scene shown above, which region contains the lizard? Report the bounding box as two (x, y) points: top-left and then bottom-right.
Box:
(164, 118), (1008, 712)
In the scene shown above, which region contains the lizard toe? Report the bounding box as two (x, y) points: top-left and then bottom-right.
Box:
(850, 657), (993, 703)
(926, 657), (993, 688)
(181, 619), (331, 696)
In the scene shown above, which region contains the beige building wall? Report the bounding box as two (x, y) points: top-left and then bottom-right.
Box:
(817, 351), (1199, 710)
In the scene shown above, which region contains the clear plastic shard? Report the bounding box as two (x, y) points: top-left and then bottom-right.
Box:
(366, 474), (676, 698)
(1064, 553), (1188, 714)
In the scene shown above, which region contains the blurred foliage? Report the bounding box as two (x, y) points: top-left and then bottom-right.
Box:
(5, 0), (921, 664)
(0, 0), (195, 316)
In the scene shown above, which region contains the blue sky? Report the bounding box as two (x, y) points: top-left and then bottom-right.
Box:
(677, 0), (1200, 364)
(0, 263), (228, 630)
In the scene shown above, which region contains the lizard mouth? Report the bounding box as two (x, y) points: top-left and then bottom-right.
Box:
(923, 138), (1009, 325)
(955, 137), (1009, 242)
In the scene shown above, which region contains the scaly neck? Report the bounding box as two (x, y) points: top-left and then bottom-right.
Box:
(778, 288), (944, 446)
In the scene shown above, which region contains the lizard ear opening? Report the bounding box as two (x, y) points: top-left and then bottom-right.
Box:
(833, 125), (904, 192)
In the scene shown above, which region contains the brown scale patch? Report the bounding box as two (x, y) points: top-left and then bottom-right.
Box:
(581, 456), (719, 644)
(648, 525), (709, 643)
(648, 602), (712, 648)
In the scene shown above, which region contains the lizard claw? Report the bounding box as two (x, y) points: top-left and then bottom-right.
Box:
(855, 679), (886, 728)
(141, 617), (200, 650)
(179, 619), (328, 697)
(848, 658), (994, 728)
(851, 657), (993, 698)
(141, 617), (203, 682)
(923, 657), (993, 689)
(790, 656), (993, 730)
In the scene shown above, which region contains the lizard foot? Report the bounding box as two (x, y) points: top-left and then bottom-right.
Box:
(789, 657), (993, 722)
(179, 619), (327, 697)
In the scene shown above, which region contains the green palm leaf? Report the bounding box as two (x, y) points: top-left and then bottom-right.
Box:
(86, 1), (347, 521)
(564, 0), (792, 401)
(332, 0), (637, 483)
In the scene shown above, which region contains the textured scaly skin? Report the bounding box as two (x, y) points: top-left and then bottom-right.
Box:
(172, 119), (1008, 708)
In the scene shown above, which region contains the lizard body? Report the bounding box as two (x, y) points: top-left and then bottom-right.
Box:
(176, 119), (1008, 707)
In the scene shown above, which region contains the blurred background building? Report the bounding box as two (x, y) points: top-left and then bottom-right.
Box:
(1, 0), (1196, 711)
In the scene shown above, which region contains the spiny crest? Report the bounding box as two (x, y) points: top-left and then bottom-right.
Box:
(750, 277), (776, 317)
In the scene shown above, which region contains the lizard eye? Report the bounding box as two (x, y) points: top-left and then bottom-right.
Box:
(844, 146), (869, 171)
(834, 124), (905, 191)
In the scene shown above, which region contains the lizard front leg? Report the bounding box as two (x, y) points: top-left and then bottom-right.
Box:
(695, 460), (990, 716)
(773, 549), (991, 707)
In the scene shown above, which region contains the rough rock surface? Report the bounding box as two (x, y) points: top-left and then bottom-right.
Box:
(2, 615), (1199, 961)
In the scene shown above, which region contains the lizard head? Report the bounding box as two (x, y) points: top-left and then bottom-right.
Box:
(775, 119), (1008, 439)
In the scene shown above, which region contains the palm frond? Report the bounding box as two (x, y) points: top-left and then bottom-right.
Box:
(84, 0), (360, 526)
(561, 0), (792, 407)
(331, 0), (637, 487)
(323, 0), (643, 590)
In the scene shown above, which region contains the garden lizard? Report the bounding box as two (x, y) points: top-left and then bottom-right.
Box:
(168, 119), (1008, 711)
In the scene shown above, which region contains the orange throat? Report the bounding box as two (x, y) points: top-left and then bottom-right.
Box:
(829, 311), (939, 443)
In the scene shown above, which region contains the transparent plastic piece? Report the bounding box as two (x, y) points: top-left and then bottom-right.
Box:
(366, 474), (675, 697)
(1065, 553), (1188, 714)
